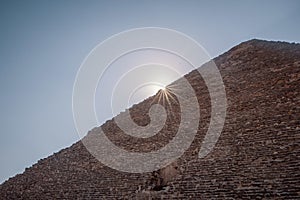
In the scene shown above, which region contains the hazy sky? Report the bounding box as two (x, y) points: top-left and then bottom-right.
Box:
(0, 0), (299, 183)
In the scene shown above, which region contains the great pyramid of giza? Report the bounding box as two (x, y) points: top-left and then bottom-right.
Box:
(1, 39), (299, 199)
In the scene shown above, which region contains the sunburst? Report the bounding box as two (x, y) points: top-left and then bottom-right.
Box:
(151, 84), (180, 118)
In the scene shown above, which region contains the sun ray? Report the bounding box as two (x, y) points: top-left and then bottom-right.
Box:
(149, 83), (185, 120)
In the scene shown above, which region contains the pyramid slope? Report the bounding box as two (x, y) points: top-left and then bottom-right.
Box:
(1, 39), (300, 199)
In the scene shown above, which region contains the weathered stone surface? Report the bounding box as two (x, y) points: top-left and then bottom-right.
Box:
(0, 39), (299, 199)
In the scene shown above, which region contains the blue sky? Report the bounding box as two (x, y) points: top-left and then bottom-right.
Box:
(0, 0), (299, 183)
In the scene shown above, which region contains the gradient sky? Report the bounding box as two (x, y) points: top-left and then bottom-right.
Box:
(0, 0), (299, 183)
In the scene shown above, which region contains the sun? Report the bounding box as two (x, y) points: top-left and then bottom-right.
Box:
(151, 84), (166, 93)
(157, 85), (166, 91)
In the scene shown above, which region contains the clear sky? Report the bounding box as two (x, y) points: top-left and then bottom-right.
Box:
(0, 0), (299, 183)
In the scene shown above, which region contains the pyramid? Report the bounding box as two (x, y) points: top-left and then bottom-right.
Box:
(1, 39), (299, 199)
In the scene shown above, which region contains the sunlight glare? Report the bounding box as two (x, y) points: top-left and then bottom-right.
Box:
(152, 84), (166, 93)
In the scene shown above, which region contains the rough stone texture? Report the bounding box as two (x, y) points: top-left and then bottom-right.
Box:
(0, 39), (300, 199)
